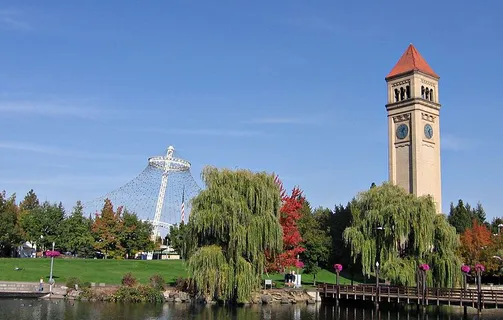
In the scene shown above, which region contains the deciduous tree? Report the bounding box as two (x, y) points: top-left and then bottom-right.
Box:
(490, 217), (503, 235)
(343, 183), (460, 287)
(185, 167), (283, 303)
(60, 201), (94, 257)
(298, 203), (331, 284)
(92, 199), (125, 259)
(267, 177), (305, 272)
(0, 191), (22, 257)
(20, 201), (65, 250)
(459, 219), (493, 267)
(121, 210), (154, 258)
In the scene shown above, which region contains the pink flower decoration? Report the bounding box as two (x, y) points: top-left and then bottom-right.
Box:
(461, 265), (471, 273)
(419, 263), (430, 271)
(295, 261), (304, 269)
(334, 264), (343, 272)
(475, 263), (485, 272)
(45, 250), (60, 258)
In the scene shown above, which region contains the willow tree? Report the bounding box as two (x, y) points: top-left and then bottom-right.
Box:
(343, 183), (461, 287)
(185, 166), (283, 303)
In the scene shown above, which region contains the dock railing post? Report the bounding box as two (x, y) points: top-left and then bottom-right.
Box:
(477, 269), (482, 311)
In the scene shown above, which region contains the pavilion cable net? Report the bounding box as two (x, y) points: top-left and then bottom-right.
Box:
(82, 146), (201, 238)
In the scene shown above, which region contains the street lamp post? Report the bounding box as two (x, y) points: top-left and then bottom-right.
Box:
(39, 235), (44, 258)
(375, 226), (384, 286)
(49, 242), (55, 294)
(375, 261), (380, 288)
(375, 225), (384, 306)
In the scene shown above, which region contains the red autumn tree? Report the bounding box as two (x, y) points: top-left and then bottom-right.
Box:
(460, 219), (493, 266)
(266, 176), (305, 272)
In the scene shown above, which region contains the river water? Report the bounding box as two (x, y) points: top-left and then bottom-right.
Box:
(1, 299), (502, 320)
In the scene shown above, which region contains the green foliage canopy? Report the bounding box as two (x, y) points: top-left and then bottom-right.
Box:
(167, 222), (188, 259)
(0, 191), (22, 256)
(59, 201), (94, 257)
(20, 200), (65, 249)
(343, 183), (461, 287)
(298, 202), (331, 278)
(185, 166), (283, 303)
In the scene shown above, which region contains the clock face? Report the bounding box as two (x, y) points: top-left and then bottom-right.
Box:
(396, 124), (408, 139)
(424, 124), (433, 139)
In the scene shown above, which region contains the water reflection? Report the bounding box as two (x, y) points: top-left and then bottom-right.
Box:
(1, 299), (503, 320)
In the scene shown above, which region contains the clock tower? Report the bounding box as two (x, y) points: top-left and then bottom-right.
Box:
(385, 44), (442, 213)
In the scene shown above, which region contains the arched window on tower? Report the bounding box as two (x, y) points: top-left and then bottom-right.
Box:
(421, 86), (425, 99)
(429, 89), (434, 102)
(400, 87), (405, 101)
(406, 85), (411, 99)
(425, 87), (430, 100)
(394, 89), (400, 102)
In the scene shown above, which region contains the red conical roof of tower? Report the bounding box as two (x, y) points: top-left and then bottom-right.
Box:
(386, 44), (439, 80)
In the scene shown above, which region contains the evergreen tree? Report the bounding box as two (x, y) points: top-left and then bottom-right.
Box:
(330, 203), (355, 276)
(473, 202), (486, 225)
(19, 189), (40, 212)
(448, 199), (487, 233)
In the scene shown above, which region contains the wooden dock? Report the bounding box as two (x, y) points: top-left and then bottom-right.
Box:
(317, 284), (503, 310)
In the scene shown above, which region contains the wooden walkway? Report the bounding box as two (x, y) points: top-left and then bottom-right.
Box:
(317, 284), (503, 310)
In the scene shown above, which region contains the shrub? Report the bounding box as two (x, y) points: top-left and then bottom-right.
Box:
(112, 285), (163, 303)
(175, 277), (189, 291)
(175, 277), (195, 294)
(121, 272), (137, 287)
(149, 274), (165, 291)
(81, 282), (91, 288)
(66, 277), (81, 289)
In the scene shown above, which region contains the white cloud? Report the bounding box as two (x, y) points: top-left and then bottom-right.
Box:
(441, 134), (469, 151)
(2, 174), (131, 187)
(0, 101), (106, 119)
(246, 117), (317, 124)
(0, 142), (60, 155)
(245, 115), (325, 125)
(0, 141), (141, 160)
(128, 127), (265, 137)
(169, 128), (264, 137)
(0, 10), (31, 31)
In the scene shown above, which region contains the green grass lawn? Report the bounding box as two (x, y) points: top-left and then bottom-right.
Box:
(263, 268), (357, 288)
(0, 258), (188, 285)
(0, 258), (357, 287)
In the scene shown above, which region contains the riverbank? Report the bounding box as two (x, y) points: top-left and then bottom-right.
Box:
(0, 279), (321, 305)
(69, 286), (320, 305)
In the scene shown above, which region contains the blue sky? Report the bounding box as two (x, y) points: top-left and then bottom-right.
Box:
(1, 1), (502, 220)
